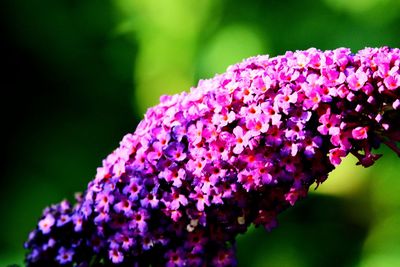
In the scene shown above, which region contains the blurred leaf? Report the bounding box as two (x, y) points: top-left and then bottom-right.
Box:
(198, 23), (267, 77)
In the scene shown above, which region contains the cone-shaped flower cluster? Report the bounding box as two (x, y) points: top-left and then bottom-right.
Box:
(25, 47), (400, 266)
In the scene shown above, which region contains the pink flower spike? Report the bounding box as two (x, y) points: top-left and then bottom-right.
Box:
(25, 46), (400, 267)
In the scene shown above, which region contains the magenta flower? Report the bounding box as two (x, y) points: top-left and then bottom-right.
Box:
(95, 190), (114, 212)
(109, 248), (124, 264)
(25, 47), (400, 267)
(167, 188), (188, 210)
(38, 214), (55, 234)
(165, 248), (186, 267)
(114, 198), (133, 215)
(189, 186), (210, 211)
(384, 73), (400, 90)
(317, 108), (341, 136)
(56, 247), (74, 264)
(140, 190), (160, 209)
(232, 126), (251, 154)
(56, 214), (71, 227)
(129, 208), (149, 233)
(352, 126), (368, 140)
(347, 69), (368, 90)
(329, 147), (348, 166)
(188, 120), (204, 145)
(164, 142), (187, 162)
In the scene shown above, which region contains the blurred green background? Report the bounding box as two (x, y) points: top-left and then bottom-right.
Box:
(1, 0), (400, 266)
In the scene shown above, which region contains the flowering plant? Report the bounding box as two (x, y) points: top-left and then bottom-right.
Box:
(25, 47), (400, 266)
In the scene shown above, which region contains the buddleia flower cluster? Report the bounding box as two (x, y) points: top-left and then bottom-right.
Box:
(25, 47), (400, 266)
